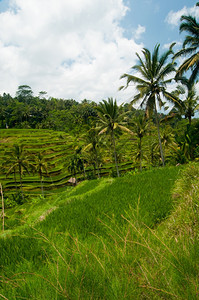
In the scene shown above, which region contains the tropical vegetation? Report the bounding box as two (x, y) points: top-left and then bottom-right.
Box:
(0, 2), (199, 299)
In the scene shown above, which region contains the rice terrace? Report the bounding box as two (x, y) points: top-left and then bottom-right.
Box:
(0, 1), (199, 299)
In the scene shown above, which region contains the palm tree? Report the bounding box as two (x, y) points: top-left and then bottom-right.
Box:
(68, 158), (77, 186)
(120, 44), (178, 166)
(173, 3), (199, 83)
(177, 78), (199, 125)
(180, 131), (193, 161)
(83, 127), (102, 178)
(68, 147), (85, 185)
(2, 158), (18, 192)
(154, 126), (178, 163)
(96, 98), (131, 177)
(33, 153), (49, 196)
(129, 115), (149, 171)
(5, 145), (32, 201)
(184, 89), (199, 125)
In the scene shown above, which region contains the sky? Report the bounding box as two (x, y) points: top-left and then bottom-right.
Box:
(0, 0), (198, 103)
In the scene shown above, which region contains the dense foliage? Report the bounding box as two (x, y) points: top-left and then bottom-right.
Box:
(0, 4), (199, 299)
(0, 83), (199, 201)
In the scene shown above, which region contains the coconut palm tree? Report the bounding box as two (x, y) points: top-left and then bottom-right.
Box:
(185, 87), (198, 125)
(68, 158), (77, 186)
(120, 44), (178, 166)
(179, 79), (199, 125)
(5, 145), (32, 201)
(168, 76), (199, 125)
(2, 159), (18, 192)
(154, 126), (178, 163)
(68, 147), (85, 185)
(173, 2), (199, 83)
(83, 126), (102, 178)
(33, 153), (49, 196)
(96, 98), (131, 177)
(129, 115), (149, 171)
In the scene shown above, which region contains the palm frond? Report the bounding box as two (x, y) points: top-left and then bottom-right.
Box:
(133, 53), (151, 79)
(177, 53), (199, 77)
(189, 61), (199, 83)
(156, 63), (176, 82)
(180, 15), (199, 36)
(152, 44), (160, 76)
(118, 125), (134, 135)
(157, 51), (175, 76)
(98, 127), (107, 135)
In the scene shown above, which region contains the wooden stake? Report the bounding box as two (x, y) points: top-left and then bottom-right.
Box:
(0, 183), (4, 232)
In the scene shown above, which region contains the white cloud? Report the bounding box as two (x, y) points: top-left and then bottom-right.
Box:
(166, 4), (199, 27)
(134, 24), (146, 40)
(0, 0), (143, 103)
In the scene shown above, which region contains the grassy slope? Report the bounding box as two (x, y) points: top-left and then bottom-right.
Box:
(0, 164), (198, 299)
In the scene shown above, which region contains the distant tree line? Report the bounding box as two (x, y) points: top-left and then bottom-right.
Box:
(0, 85), (98, 133)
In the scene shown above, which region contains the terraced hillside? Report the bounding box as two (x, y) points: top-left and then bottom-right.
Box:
(0, 129), (134, 196)
(0, 129), (77, 195)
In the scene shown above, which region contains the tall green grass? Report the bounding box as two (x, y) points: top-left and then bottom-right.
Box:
(35, 167), (180, 242)
(0, 164), (198, 299)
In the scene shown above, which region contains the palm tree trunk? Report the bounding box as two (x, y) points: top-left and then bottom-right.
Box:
(40, 171), (44, 196)
(96, 162), (100, 179)
(111, 130), (120, 177)
(19, 165), (24, 201)
(73, 170), (77, 186)
(82, 159), (86, 179)
(148, 122), (154, 165)
(188, 115), (192, 126)
(139, 137), (142, 171)
(14, 168), (18, 191)
(154, 104), (165, 167)
(94, 148), (100, 179)
(41, 177), (44, 196)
